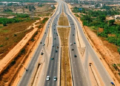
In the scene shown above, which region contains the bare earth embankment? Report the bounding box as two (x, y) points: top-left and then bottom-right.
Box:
(58, 12), (72, 86)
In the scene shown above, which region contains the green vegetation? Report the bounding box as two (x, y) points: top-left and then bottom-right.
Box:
(3, 8), (13, 12)
(11, 60), (16, 65)
(16, 14), (29, 18)
(118, 47), (120, 54)
(112, 64), (118, 70)
(20, 48), (26, 54)
(0, 45), (3, 47)
(41, 18), (48, 24)
(39, 4), (44, 7)
(72, 7), (120, 50)
(0, 14), (31, 27)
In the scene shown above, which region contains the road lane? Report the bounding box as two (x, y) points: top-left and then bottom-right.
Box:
(65, 2), (113, 86)
(44, 1), (62, 86)
(18, 2), (61, 86)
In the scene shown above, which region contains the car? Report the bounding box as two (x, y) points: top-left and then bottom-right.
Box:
(46, 76), (50, 81)
(43, 44), (45, 46)
(111, 82), (115, 85)
(73, 34), (74, 36)
(51, 57), (54, 60)
(89, 63), (92, 66)
(53, 76), (57, 81)
(72, 49), (74, 51)
(74, 55), (77, 58)
(70, 43), (73, 46)
(40, 42), (42, 44)
(52, 45), (54, 47)
(74, 42), (76, 44)
(54, 38), (56, 40)
(45, 32), (46, 34)
(55, 50), (58, 53)
(41, 52), (44, 55)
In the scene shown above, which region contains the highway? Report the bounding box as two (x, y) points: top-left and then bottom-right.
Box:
(18, 1), (114, 86)
(18, 2), (61, 86)
(64, 2), (89, 86)
(44, 1), (62, 86)
(64, 2), (113, 86)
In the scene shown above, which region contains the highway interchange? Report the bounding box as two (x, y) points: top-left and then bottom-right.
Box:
(18, 1), (114, 86)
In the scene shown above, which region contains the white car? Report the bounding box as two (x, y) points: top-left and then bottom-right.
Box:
(46, 76), (50, 81)
(70, 43), (73, 46)
(53, 76), (57, 81)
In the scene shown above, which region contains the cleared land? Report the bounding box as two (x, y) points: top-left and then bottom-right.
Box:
(58, 12), (72, 86)
(0, 20), (35, 59)
(0, 3), (55, 59)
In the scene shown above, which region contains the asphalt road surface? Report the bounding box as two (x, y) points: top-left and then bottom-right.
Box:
(44, 1), (62, 86)
(18, 2), (61, 86)
(64, 2), (89, 86)
(64, 2), (113, 86)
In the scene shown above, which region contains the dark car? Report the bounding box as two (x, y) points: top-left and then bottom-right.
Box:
(72, 49), (74, 51)
(74, 55), (77, 57)
(41, 52), (44, 55)
(40, 42), (42, 44)
(55, 50), (58, 53)
(51, 57), (54, 60)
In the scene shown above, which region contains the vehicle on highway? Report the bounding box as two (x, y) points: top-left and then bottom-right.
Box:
(55, 50), (58, 53)
(53, 76), (57, 81)
(40, 42), (42, 44)
(72, 49), (74, 51)
(111, 82), (115, 86)
(51, 57), (54, 60)
(89, 63), (92, 66)
(46, 76), (50, 81)
(54, 38), (56, 40)
(52, 45), (54, 47)
(43, 44), (45, 46)
(45, 32), (46, 34)
(73, 34), (74, 36)
(74, 55), (77, 58)
(74, 42), (76, 44)
(70, 43), (73, 46)
(41, 52), (44, 55)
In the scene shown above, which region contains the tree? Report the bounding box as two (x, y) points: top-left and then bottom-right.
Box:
(99, 15), (106, 21)
(2, 21), (7, 26)
(109, 20), (115, 26)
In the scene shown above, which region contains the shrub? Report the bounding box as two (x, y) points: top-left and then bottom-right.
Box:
(11, 60), (16, 65)
(118, 47), (120, 54)
(14, 34), (17, 37)
(20, 48), (25, 54)
(0, 45), (3, 47)
(5, 37), (9, 40)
